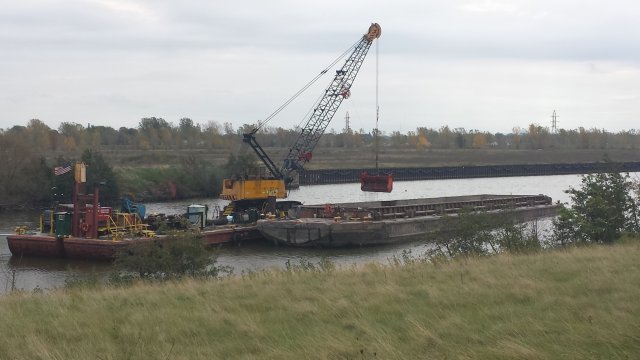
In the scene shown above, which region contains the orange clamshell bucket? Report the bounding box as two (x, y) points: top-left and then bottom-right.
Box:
(360, 172), (393, 193)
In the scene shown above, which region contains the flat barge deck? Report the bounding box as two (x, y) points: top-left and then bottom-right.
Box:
(258, 194), (558, 247)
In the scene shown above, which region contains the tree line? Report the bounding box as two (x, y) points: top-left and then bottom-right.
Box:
(0, 146), (121, 208)
(2, 118), (640, 152)
(2, 117), (640, 208)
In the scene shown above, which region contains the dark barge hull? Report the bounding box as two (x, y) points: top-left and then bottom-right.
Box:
(258, 194), (559, 247)
(6, 226), (262, 261)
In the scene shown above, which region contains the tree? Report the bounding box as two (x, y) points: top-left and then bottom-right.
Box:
(111, 233), (228, 282)
(414, 127), (431, 150)
(454, 128), (467, 148)
(430, 209), (541, 258)
(59, 122), (85, 151)
(26, 119), (52, 151)
(471, 132), (487, 149)
(81, 149), (120, 206)
(552, 169), (639, 245)
(117, 127), (138, 146)
(177, 155), (221, 198)
(138, 117), (173, 149)
(437, 126), (454, 149)
(223, 151), (258, 178)
(509, 127), (522, 149)
(178, 117), (199, 147)
(390, 130), (406, 148)
(203, 120), (222, 148)
(223, 122), (235, 136)
(0, 132), (52, 205)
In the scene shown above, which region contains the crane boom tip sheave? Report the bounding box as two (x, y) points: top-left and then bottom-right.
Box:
(366, 23), (382, 42)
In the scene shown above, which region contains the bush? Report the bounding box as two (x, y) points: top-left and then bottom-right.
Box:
(552, 170), (639, 245)
(177, 154), (222, 198)
(429, 209), (541, 258)
(283, 257), (335, 273)
(432, 210), (495, 257)
(82, 149), (120, 206)
(111, 233), (230, 283)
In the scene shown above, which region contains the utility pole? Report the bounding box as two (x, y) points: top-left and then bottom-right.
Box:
(551, 110), (559, 133)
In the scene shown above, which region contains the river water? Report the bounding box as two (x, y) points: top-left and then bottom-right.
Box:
(0, 174), (597, 293)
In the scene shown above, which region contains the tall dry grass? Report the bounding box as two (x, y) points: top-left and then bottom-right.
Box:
(1, 242), (639, 359)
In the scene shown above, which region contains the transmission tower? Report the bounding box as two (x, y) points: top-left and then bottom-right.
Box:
(344, 111), (351, 133)
(551, 110), (559, 133)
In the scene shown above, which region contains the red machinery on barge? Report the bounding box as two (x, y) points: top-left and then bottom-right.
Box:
(6, 163), (262, 261)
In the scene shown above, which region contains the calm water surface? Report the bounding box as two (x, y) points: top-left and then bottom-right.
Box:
(0, 174), (591, 293)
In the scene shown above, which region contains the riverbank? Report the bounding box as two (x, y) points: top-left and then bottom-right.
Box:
(2, 148), (633, 208)
(114, 148), (640, 201)
(1, 240), (639, 359)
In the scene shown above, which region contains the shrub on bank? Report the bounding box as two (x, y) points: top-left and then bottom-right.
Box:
(552, 170), (640, 245)
(429, 209), (543, 258)
(110, 232), (231, 284)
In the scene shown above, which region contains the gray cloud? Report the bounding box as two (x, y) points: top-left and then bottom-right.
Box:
(1, 0), (639, 133)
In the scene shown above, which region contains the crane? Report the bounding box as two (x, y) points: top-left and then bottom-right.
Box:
(220, 23), (381, 217)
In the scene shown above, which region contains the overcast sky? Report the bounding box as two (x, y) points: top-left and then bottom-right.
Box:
(2, 0), (639, 134)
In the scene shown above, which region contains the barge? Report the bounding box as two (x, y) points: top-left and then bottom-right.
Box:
(257, 194), (558, 247)
(5, 161), (267, 261)
(6, 225), (262, 261)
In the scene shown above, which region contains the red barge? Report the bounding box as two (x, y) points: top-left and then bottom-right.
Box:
(6, 226), (262, 261)
(6, 162), (263, 261)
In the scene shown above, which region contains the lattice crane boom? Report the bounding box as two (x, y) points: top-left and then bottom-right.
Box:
(281, 23), (381, 182)
(222, 23), (381, 203)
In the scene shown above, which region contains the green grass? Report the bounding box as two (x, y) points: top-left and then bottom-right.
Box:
(49, 147), (640, 170)
(1, 242), (639, 359)
(115, 166), (183, 200)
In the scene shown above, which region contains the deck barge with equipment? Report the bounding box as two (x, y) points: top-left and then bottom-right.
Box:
(7, 226), (262, 261)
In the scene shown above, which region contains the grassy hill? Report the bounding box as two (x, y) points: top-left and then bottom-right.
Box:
(1, 241), (639, 359)
(46, 147), (640, 170)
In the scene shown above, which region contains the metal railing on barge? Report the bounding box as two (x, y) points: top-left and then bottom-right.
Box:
(297, 195), (554, 220)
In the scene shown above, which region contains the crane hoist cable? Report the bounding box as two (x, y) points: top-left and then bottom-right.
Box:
(296, 82), (328, 131)
(252, 38), (362, 133)
(375, 34), (380, 171)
